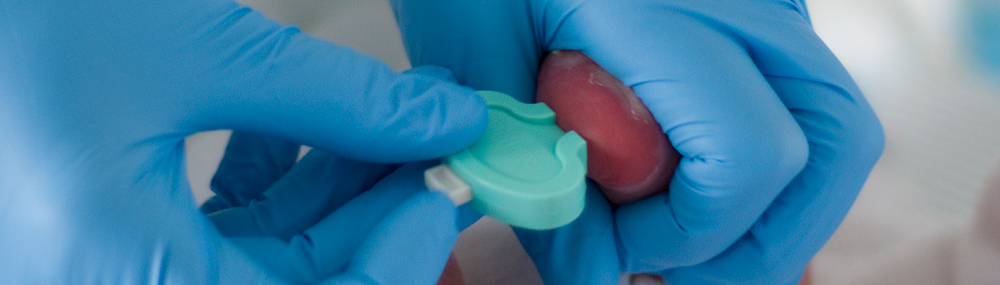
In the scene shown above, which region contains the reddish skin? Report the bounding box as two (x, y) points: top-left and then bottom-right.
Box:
(798, 264), (813, 285)
(436, 253), (465, 285)
(537, 50), (817, 284)
(536, 50), (681, 204)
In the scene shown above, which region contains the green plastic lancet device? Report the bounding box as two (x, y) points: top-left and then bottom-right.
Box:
(425, 91), (588, 230)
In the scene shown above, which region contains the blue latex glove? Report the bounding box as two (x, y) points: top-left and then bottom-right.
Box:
(204, 67), (491, 240)
(0, 0), (488, 283)
(964, 0), (1000, 83)
(200, 131), (302, 215)
(206, 156), (461, 284)
(391, 0), (885, 284)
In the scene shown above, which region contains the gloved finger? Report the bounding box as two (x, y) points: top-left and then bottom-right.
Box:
(322, 189), (457, 285)
(208, 148), (396, 240)
(543, 1), (810, 270)
(391, 1), (538, 231)
(207, 63), (479, 238)
(226, 160), (455, 284)
(511, 181), (620, 285)
(381, 65), (487, 232)
(660, 79), (881, 285)
(390, 0), (541, 102)
(403, 65), (459, 83)
(201, 131), (300, 214)
(207, 65), (470, 233)
(165, 1), (487, 163)
(455, 202), (486, 231)
(660, 20), (884, 283)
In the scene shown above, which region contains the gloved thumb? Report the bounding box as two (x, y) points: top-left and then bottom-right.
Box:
(176, 3), (487, 163)
(223, 161), (459, 284)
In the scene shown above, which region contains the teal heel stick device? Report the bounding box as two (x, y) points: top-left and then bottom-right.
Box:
(425, 91), (588, 230)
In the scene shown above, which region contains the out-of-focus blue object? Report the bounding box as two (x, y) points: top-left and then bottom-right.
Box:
(964, 0), (1000, 82)
(391, 0), (885, 284)
(0, 0), (488, 283)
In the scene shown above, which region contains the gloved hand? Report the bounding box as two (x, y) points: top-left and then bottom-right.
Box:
(203, 66), (492, 241)
(0, 0), (488, 283)
(390, 0), (885, 284)
(206, 153), (462, 284)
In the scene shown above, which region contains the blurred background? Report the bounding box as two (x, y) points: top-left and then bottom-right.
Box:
(184, 0), (1000, 284)
(806, 1), (1000, 284)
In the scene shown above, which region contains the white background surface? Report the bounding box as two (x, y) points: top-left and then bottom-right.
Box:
(184, 0), (1000, 283)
